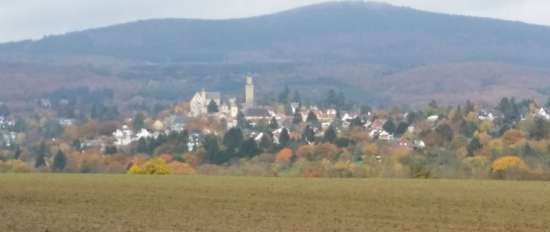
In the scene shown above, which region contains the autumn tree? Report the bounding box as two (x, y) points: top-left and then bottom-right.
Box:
(491, 156), (528, 179)
(502, 129), (524, 146)
(276, 148), (293, 164)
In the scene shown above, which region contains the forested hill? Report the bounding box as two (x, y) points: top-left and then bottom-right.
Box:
(2, 1), (550, 67)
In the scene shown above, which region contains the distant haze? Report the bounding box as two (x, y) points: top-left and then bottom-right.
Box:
(1, 0), (550, 43)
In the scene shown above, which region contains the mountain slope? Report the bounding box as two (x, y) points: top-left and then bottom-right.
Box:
(1, 1), (550, 107)
(2, 1), (550, 66)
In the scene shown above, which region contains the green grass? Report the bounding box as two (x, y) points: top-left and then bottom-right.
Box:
(1, 174), (550, 232)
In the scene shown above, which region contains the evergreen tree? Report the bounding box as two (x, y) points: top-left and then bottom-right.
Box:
(395, 122), (410, 136)
(207, 100), (219, 113)
(325, 89), (338, 108)
(239, 138), (260, 157)
(406, 112), (419, 125)
(174, 130), (189, 153)
(13, 118), (27, 133)
(460, 121), (478, 138)
(278, 85), (290, 104)
(350, 117), (364, 129)
(133, 112), (146, 130)
(467, 137), (482, 156)
(204, 134), (223, 164)
(259, 133), (273, 151)
(451, 106), (463, 122)
(72, 139), (82, 150)
(52, 150), (67, 172)
(324, 126), (338, 143)
(136, 137), (149, 154)
(269, 117), (279, 130)
(435, 124), (454, 142)
(279, 128), (290, 147)
(360, 104), (372, 115)
(237, 111), (250, 129)
(0, 103), (9, 116)
(34, 142), (48, 168)
(35, 153), (46, 168)
(464, 100), (475, 114)
(498, 97), (520, 124)
(306, 111), (319, 125)
(104, 146), (117, 155)
(383, 118), (396, 134)
(223, 128), (244, 152)
(529, 118), (548, 140)
(302, 125), (316, 143)
(292, 90), (301, 104)
(13, 146), (21, 160)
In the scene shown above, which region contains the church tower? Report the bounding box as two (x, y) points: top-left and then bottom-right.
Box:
(245, 76), (254, 106)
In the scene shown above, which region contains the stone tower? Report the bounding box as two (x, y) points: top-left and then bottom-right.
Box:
(245, 76), (254, 106)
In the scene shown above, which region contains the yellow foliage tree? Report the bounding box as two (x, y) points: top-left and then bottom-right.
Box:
(491, 156), (528, 179)
(128, 158), (171, 175)
(462, 156), (489, 178)
(127, 164), (145, 174)
(361, 143), (378, 157)
(143, 158), (171, 175)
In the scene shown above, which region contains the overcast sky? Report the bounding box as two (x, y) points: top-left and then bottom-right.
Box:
(1, 0), (550, 43)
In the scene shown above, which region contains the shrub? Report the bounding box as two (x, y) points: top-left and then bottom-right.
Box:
(490, 156), (528, 179)
(127, 158), (171, 175)
(127, 164), (146, 174)
(0, 160), (32, 173)
(168, 161), (196, 175)
(143, 158), (171, 175)
(276, 148), (293, 164)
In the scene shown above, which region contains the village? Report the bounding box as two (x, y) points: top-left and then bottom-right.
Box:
(1, 75), (550, 179)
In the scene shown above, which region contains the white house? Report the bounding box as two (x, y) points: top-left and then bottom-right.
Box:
(113, 125), (134, 146)
(536, 108), (550, 120)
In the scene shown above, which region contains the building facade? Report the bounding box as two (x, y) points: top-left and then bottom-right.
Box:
(245, 76), (254, 107)
(189, 89), (221, 117)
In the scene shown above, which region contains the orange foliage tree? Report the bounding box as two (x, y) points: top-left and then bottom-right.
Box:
(276, 148), (293, 164)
